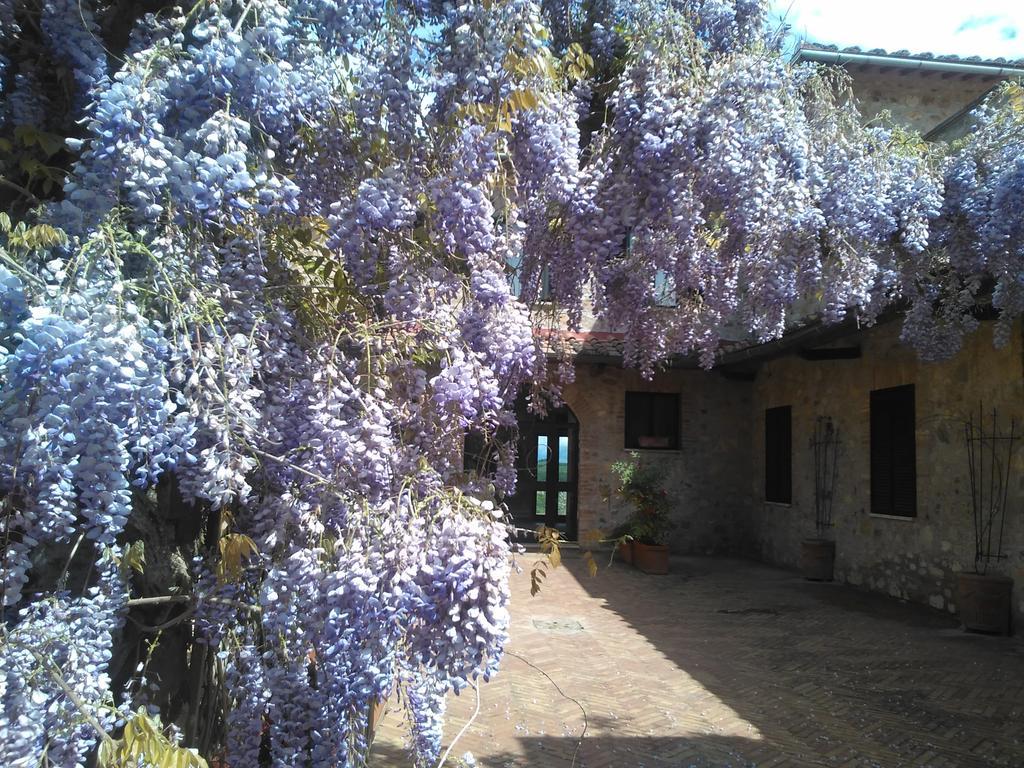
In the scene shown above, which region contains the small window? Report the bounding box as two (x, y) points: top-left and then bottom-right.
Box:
(505, 252), (524, 298)
(765, 406), (792, 503)
(653, 270), (677, 307)
(870, 385), (916, 518)
(538, 265), (552, 301)
(623, 228), (676, 307)
(506, 253), (550, 301)
(625, 392), (680, 450)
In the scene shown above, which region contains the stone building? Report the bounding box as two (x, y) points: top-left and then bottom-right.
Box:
(506, 47), (1024, 629)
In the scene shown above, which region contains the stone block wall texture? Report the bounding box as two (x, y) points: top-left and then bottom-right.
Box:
(741, 320), (1024, 627)
(561, 364), (751, 554)
(848, 69), (996, 135)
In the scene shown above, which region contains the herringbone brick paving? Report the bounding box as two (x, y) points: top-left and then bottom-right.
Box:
(373, 556), (1024, 767)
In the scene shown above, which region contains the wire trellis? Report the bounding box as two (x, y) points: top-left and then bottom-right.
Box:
(965, 404), (1017, 575)
(811, 416), (840, 536)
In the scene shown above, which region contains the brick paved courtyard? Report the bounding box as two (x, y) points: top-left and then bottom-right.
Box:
(373, 555), (1024, 767)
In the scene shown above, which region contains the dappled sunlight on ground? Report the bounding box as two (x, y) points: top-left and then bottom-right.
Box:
(373, 554), (1024, 767)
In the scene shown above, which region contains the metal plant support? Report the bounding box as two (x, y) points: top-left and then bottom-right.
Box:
(965, 405), (1018, 575)
(811, 416), (840, 536)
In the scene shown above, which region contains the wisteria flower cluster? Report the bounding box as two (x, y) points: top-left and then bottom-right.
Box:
(912, 83), (1024, 356)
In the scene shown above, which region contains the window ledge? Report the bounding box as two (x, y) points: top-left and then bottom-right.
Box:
(869, 513), (917, 522)
(764, 501), (792, 508)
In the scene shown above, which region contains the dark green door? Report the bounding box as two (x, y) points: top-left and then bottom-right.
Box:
(507, 406), (578, 541)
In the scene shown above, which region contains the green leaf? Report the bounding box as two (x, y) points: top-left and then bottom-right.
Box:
(123, 541), (146, 575)
(96, 737), (116, 767)
(36, 132), (66, 157)
(12, 126), (65, 157)
(333, 266), (347, 291)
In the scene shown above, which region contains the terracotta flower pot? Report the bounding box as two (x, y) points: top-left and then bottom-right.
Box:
(618, 539), (634, 565)
(958, 571), (1013, 635)
(633, 542), (669, 575)
(800, 538), (835, 582)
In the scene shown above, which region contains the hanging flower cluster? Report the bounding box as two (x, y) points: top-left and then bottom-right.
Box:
(0, 1), (1021, 766)
(906, 83), (1024, 358)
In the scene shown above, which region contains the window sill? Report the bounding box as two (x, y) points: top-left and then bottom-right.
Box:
(623, 447), (682, 455)
(764, 501), (792, 508)
(869, 513), (917, 522)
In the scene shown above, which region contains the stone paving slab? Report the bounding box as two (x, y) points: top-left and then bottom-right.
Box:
(373, 555), (1024, 767)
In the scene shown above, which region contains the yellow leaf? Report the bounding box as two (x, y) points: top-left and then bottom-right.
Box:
(507, 88), (540, 112)
(530, 564), (546, 596)
(97, 712), (210, 768)
(217, 533), (259, 582)
(547, 542), (562, 569)
(1009, 84), (1024, 114)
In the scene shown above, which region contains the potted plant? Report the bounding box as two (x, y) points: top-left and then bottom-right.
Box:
(801, 417), (839, 581)
(611, 454), (674, 575)
(959, 405), (1017, 635)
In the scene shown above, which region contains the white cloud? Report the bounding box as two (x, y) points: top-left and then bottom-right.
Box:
(769, 0), (1024, 59)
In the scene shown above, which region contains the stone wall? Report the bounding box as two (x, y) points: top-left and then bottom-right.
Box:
(562, 363), (751, 554)
(559, 319), (1024, 626)
(739, 320), (1024, 627)
(847, 69), (995, 135)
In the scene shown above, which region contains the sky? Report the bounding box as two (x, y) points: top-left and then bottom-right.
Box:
(769, 1), (1024, 60)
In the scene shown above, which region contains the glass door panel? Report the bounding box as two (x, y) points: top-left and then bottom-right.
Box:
(536, 435), (549, 481)
(557, 435), (569, 482)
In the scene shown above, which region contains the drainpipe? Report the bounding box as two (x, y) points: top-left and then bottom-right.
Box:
(795, 48), (1024, 79)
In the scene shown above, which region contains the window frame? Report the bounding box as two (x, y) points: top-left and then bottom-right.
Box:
(652, 269), (678, 308)
(869, 384), (917, 519)
(506, 254), (552, 302)
(624, 228), (677, 308)
(764, 405), (793, 504)
(624, 391), (681, 451)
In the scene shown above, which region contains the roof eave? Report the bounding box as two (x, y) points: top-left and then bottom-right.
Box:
(793, 48), (1024, 78)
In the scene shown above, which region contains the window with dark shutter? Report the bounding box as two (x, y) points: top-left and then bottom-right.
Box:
(624, 392), (680, 450)
(765, 405), (792, 503)
(870, 385), (916, 518)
